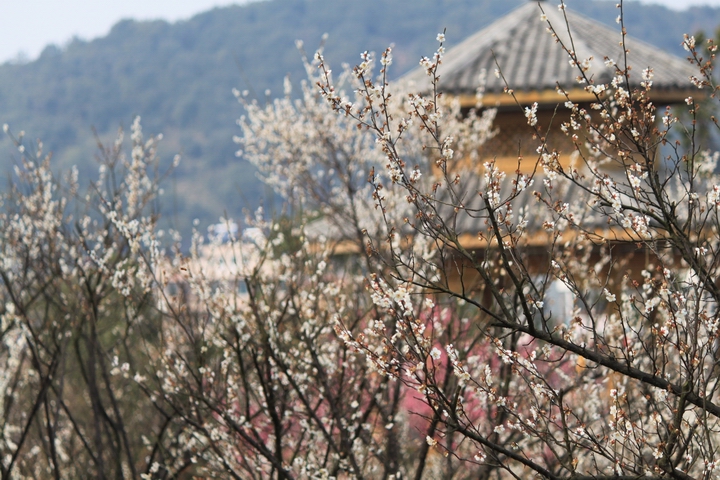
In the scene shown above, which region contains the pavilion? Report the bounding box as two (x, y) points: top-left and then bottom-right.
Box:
(401, 0), (698, 174)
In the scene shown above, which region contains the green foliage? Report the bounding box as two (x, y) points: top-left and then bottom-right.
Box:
(0, 0), (717, 240)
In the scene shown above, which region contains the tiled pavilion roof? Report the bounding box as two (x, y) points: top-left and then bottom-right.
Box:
(402, 1), (697, 103)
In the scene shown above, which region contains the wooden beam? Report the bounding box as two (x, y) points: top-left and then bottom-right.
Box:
(456, 87), (700, 108)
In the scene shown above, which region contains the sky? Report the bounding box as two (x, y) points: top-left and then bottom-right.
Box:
(633, 0), (720, 8)
(0, 0), (254, 64)
(0, 0), (718, 65)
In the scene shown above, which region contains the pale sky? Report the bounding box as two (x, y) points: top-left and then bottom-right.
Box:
(0, 0), (254, 64)
(0, 0), (717, 65)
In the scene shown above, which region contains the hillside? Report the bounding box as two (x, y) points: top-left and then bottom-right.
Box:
(0, 0), (717, 237)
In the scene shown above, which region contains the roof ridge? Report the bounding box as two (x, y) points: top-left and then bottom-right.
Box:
(401, 2), (696, 99)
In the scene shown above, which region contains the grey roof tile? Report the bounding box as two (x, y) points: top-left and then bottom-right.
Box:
(402, 1), (697, 97)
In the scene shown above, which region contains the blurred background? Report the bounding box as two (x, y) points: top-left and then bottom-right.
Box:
(0, 0), (717, 242)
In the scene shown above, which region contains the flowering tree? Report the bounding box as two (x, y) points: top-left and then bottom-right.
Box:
(308, 1), (720, 478)
(3, 1), (720, 479)
(0, 119), (186, 478)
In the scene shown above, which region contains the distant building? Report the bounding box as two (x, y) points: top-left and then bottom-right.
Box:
(402, 0), (697, 174)
(400, 0), (701, 320)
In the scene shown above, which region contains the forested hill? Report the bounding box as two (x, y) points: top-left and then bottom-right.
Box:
(0, 0), (717, 235)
